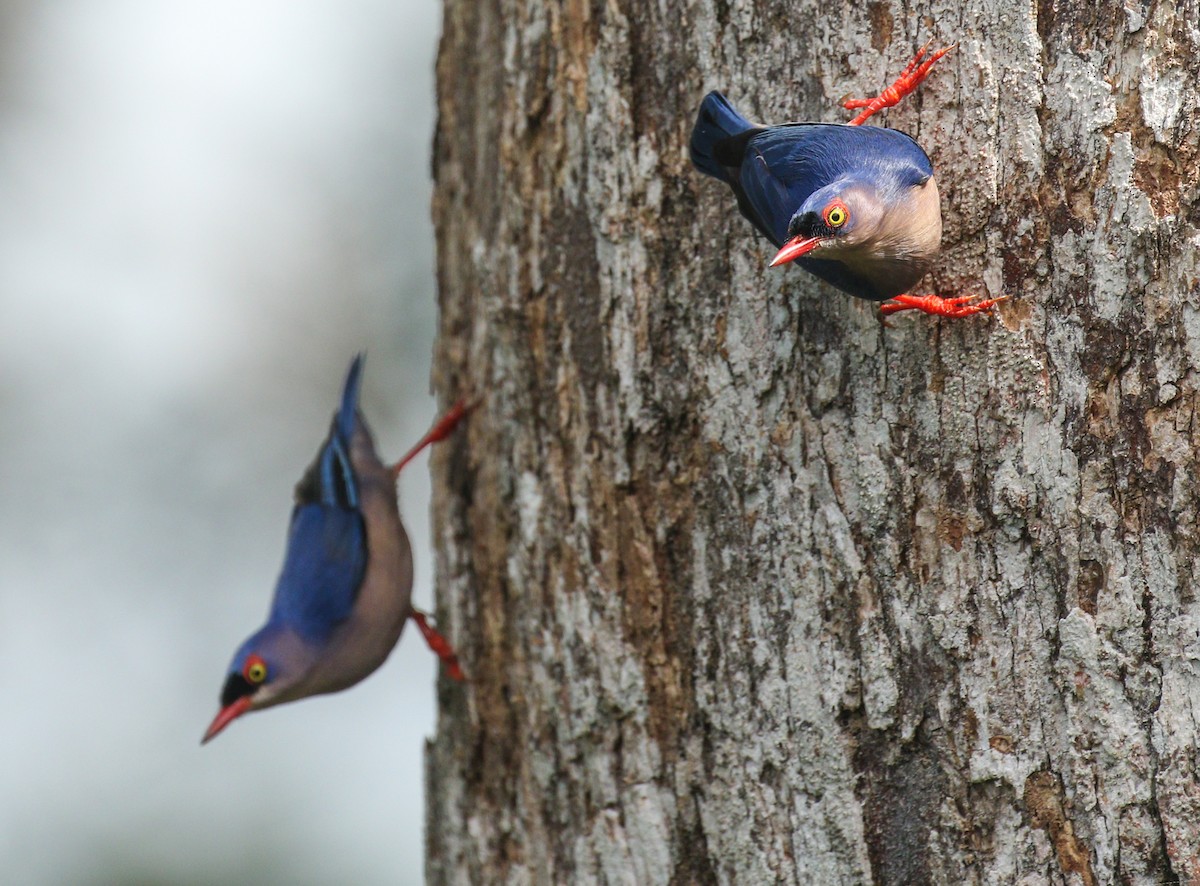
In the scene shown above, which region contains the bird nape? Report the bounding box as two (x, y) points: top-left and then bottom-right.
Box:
(202, 355), (471, 745)
(690, 41), (1006, 320)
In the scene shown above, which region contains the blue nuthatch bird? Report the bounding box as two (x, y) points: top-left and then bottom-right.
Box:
(690, 43), (1005, 318)
(202, 355), (467, 744)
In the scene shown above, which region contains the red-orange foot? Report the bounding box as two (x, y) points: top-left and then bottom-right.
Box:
(391, 396), (478, 479)
(411, 610), (465, 681)
(880, 293), (1007, 318)
(844, 40), (955, 126)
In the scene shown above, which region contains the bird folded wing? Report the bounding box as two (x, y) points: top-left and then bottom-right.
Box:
(269, 503), (367, 641)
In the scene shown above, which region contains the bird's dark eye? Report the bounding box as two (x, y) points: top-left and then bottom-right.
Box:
(824, 202), (849, 228)
(243, 654), (268, 684)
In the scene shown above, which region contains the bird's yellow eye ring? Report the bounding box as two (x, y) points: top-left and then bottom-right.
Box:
(824, 202), (849, 228)
(244, 654), (268, 684)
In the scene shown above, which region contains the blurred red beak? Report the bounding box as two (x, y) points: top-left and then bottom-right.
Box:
(201, 696), (252, 745)
(769, 235), (824, 267)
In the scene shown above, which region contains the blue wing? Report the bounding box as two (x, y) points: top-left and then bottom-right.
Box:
(268, 502), (366, 641)
(737, 124), (934, 245)
(268, 355), (370, 641)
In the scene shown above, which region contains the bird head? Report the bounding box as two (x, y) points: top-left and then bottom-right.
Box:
(769, 180), (888, 268)
(202, 625), (315, 743)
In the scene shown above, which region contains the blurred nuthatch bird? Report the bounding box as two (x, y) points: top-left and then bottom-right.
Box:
(202, 355), (468, 744)
(690, 43), (1005, 319)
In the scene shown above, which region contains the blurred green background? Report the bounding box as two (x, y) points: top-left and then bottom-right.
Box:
(0, 2), (445, 883)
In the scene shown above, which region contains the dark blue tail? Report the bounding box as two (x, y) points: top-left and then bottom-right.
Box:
(690, 91), (756, 181)
(305, 353), (365, 510)
(336, 354), (364, 444)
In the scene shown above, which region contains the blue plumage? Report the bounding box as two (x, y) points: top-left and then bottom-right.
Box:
(689, 90), (755, 181)
(269, 354), (368, 637)
(690, 48), (1005, 318)
(204, 355), (469, 743)
(314, 353), (362, 510)
(733, 123), (933, 247)
(691, 91), (940, 302)
(269, 505), (365, 640)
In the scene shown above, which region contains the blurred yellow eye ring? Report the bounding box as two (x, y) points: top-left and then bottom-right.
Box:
(825, 203), (848, 227)
(244, 656), (268, 684)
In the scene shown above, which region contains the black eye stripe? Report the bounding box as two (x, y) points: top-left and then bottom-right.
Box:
(220, 673), (254, 707)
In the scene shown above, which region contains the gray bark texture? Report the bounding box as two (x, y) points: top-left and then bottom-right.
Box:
(425, 0), (1200, 882)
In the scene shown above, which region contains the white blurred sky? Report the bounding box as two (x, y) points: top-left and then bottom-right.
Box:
(0, 2), (447, 883)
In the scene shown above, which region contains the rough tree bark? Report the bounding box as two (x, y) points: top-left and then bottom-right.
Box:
(425, 0), (1200, 882)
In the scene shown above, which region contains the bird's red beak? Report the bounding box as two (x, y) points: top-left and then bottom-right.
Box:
(201, 696), (253, 745)
(769, 235), (825, 267)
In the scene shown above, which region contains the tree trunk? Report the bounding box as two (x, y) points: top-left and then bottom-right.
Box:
(425, 0), (1200, 882)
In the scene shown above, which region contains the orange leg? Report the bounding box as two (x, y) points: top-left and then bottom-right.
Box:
(391, 396), (477, 480)
(844, 41), (955, 126)
(411, 609), (465, 681)
(880, 293), (1008, 318)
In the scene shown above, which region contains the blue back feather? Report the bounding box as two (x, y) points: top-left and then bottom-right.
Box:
(737, 123), (933, 246)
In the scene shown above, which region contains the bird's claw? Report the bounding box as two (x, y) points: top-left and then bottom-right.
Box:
(880, 293), (1008, 318)
(844, 40), (955, 126)
(411, 609), (466, 681)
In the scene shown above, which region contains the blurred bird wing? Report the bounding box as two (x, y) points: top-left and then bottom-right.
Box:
(268, 355), (371, 640)
(269, 502), (367, 640)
